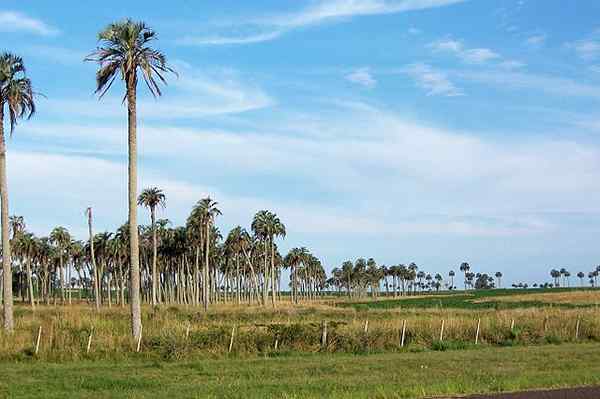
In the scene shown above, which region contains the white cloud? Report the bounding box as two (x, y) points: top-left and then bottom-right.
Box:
(525, 34), (546, 47)
(455, 69), (600, 99)
(15, 100), (600, 241)
(429, 39), (500, 64)
(43, 65), (274, 119)
(0, 11), (58, 36)
(179, 0), (466, 45)
(429, 39), (464, 53)
(345, 68), (377, 88)
(177, 31), (282, 46)
(499, 60), (526, 70)
(408, 27), (422, 35)
(403, 63), (463, 96)
(571, 39), (600, 61)
(461, 48), (500, 63)
(265, 0), (466, 28)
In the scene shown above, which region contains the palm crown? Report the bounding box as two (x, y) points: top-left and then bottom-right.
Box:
(137, 187), (166, 210)
(86, 19), (174, 97)
(0, 53), (36, 134)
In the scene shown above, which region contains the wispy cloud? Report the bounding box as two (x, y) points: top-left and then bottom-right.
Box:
(345, 68), (377, 88)
(525, 34), (547, 47)
(44, 64), (274, 119)
(456, 69), (600, 99)
(0, 10), (58, 36)
(178, 0), (466, 46)
(570, 39), (600, 61)
(429, 39), (500, 64)
(177, 31), (282, 46)
(403, 63), (463, 96)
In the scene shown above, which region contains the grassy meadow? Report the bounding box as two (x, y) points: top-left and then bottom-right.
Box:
(1, 288), (599, 398)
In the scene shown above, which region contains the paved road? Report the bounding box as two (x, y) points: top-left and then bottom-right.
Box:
(446, 386), (600, 399)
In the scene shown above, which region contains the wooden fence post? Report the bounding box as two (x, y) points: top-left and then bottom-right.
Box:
(34, 326), (42, 355)
(364, 320), (369, 334)
(86, 327), (94, 354)
(475, 318), (481, 345)
(439, 320), (445, 341)
(510, 319), (515, 331)
(136, 325), (143, 353)
(185, 323), (191, 340)
(321, 321), (328, 348)
(400, 320), (407, 348)
(575, 318), (581, 340)
(228, 326), (236, 353)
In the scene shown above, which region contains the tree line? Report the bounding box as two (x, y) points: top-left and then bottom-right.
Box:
(327, 260), (503, 297)
(0, 195), (329, 313)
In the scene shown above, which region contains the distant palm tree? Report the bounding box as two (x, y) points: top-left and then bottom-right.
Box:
(448, 270), (455, 290)
(577, 272), (585, 287)
(138, 187), (166, 307)
(550, 269), (561, 287)
(459, 262), (470, 290)
(495, 272), (503, 288)
(0, 53), (36, 332)
(86, 19), (174, 340)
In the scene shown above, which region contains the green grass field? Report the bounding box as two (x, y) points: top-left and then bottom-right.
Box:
(1, 343), (599, 398)
(339, 288), (600, 311)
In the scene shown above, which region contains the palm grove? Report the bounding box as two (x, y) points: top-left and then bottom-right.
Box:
(1, 20), (598, 338)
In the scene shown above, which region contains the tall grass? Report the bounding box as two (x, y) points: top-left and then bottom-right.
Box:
(1, 301), (599, 362)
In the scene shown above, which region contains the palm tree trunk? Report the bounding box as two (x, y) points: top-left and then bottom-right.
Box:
(127, 75), (142, 341)
(151, 206), (157, 306)
(88, 208), (100, 311)
(203, 222), (210, 311)
(270, 237), (276, 308)
(0, 103), (13, 332)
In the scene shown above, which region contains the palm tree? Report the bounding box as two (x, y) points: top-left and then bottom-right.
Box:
(577, 272), (585, 287)
(50, 227), (71, 304)
(459, 262), (470, 290)
(138, 187), (166, 307)
(87, 20), (174, 340)
(448, 270), (455, 290)
(189, 197), (221, 311)
(85, 207), (101, 311)
(0, 53), (36, 332)
(251, 210), (285, 307)
(495, 272), (503, 289)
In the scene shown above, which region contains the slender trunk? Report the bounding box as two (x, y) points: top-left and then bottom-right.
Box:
(0, 99), (13, 332)
(151, 206), (157, 306)
(87, 208), (100, 311)
(203, 222), (210, 311)
(270, 237), (276, 308)
(127, 74), (142, 340)
(26, 256), (34, 309)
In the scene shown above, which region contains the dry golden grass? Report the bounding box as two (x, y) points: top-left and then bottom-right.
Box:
(474, 290), (600, 305)
(0, 297), (598, 362)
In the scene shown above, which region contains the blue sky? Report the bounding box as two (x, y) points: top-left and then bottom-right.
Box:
(2, 0), (600, 285)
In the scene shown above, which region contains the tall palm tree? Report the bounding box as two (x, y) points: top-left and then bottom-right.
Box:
(190, 197), (221, 311)
(138, 187), (166, 306)
(252, 210), (285, 307)
(85, 207), (101, 311)
(50, 227), (71, 304)
(86, 20), (174, 340)
(0, 53), (35, 331)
